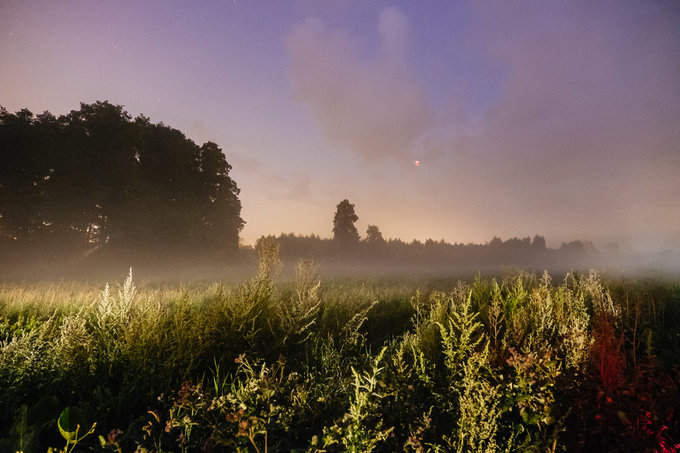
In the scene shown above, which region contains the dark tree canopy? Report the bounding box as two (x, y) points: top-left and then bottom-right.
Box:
(365, 224), (385, 244)
(0, 101), (243, 255)
(332, 199), (359, 245)
(532, 234), (547, 250)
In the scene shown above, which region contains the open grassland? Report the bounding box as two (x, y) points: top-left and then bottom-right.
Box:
(1, 260), (679, 452)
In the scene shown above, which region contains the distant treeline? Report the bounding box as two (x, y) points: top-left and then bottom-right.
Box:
(249, 198), (604, 270)
(0, 102), (243, 255)
(257, 232), (601, 268)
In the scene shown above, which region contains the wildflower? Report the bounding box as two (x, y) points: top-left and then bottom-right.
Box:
(238, 419), (249, 436)
(107, 428), (123, 444)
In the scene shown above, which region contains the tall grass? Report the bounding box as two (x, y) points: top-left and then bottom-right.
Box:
(0, 259), (678, 452)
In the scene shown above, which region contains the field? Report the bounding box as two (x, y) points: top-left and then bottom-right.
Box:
(1, 254), (679, 452)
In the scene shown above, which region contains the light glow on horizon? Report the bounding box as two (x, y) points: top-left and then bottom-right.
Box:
(1, 1), (679, 252)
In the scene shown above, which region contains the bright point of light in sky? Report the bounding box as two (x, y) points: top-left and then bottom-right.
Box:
(1, 1), (679, 252)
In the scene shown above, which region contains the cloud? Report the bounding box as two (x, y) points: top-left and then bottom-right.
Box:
(231, 152), (312, 201)
(282, 2), (680, 249)
(260, 172), (312, 200)
(286, 7), (432, 161)
(459, 0), (680, 247)
(471, 1), (680, 162)
(378, 7), (409, 60)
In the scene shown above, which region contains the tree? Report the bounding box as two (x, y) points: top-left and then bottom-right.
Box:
(0, 101), (244, 255)
(365, 225), (385, 244)
(333, 199), (359, 245)
(197, 141), (244, 251)
(531, 235), (547, 250)
(0, 108), (48, 244)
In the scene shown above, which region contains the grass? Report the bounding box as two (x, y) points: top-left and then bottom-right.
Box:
(0, 256), (679, 452)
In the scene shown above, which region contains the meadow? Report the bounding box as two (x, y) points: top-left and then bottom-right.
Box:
(1, 248), (679, 452)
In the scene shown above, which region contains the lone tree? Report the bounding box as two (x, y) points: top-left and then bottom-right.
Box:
(333, 199), (359, 246)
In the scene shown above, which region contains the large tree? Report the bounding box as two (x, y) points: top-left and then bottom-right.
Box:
(332, 199), (359, 246)
(0, 101), (244, 254)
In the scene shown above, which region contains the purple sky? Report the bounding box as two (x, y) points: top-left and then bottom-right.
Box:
(2, 1), (679, 251)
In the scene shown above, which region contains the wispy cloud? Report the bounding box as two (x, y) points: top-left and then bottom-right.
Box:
(286, 7), (432, 161)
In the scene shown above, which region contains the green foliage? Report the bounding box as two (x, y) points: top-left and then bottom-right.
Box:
(275, 259), (321, 347)
(554, 276), (591, 372)
(0, 270), (679, 452)
(57, 407), (90, 444)
(49, 407), (96, 453)
(434, 291), (501, 452)
(91, 268), (136, 364)
(1, 398), (60, 453)
(316, 347), (393, 452)
(501, 348), (564, 451)
(255, 236), (283, 283)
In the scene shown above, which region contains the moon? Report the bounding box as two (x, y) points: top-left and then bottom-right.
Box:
(414, 160), (420, 167)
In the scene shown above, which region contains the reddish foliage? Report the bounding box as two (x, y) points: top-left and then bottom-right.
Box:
(570, 354), (680, 451)
(590, 314), (625, 392)
(564, 312), (680, 451)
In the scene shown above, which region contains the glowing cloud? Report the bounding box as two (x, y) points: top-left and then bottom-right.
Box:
(286, 7), (432, 161)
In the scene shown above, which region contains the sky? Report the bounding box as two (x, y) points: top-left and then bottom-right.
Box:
(1, 0), (679, 252)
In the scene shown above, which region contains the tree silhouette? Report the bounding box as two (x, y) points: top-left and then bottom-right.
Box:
(0, 108), (58, 245)
(365, 225), (385, 244)
(532, 234), (547, 250)
(333, 199), (359, 247)
(0, 101), (243, 256)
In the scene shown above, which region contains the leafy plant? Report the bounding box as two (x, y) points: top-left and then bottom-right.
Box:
(435, 291), (501, 452)
(48, 407), (96, 453)
(316, 347), (393, 452)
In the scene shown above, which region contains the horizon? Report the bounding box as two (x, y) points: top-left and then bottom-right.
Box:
(248, 229), (678, 258)
(2, 1), (679, 253)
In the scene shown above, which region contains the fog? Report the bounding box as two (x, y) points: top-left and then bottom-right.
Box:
(2, 103), (678, 285)
(2, 236), (678, 286)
